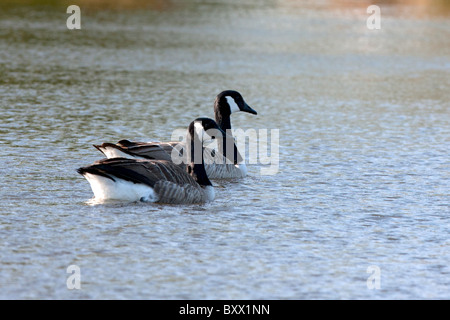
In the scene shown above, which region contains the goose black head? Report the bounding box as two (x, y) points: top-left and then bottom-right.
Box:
(188, 117), (226, 142)
(186, 118), (225, 186)
(215, 90), (257, 116)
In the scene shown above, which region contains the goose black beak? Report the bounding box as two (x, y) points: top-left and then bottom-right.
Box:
(242, 102), (257, 115)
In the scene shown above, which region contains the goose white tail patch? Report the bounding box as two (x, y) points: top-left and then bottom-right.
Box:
(236, 162), (247, 177)
(204, 185), (215, 202)
(83, 173), (158, 202)
(226, 96), (240, 114)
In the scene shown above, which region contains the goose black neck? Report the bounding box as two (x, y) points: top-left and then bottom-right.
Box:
(217, 132), (242, 165)
(187, 134), (212, 187)
(214, 100), (232, 131)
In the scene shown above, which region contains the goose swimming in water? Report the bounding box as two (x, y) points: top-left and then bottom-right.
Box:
(94, 90), (257, 179)
(77, 118), (224, 204)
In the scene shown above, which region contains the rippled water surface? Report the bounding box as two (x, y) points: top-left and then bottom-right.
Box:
(1, 0), (449, 299)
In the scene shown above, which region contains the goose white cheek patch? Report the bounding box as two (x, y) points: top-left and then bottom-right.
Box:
(226, 96), (240, 113)
(194, 122), (205, 139)
(195, 122), (219, 141)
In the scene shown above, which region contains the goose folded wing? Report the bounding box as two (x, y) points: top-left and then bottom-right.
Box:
(113, 141), (173, 161)
(80, 158), (194, 187)
(118, 140), (184, 161)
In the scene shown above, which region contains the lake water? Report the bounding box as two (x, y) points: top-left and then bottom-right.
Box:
(0, 0), (449, 299)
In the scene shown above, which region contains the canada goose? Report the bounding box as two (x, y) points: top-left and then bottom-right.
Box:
(93, 90), (257, 179)
(77, 118), (224, 204)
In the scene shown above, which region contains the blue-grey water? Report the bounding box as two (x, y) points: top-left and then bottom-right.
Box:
(1, 0), (449, 299)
